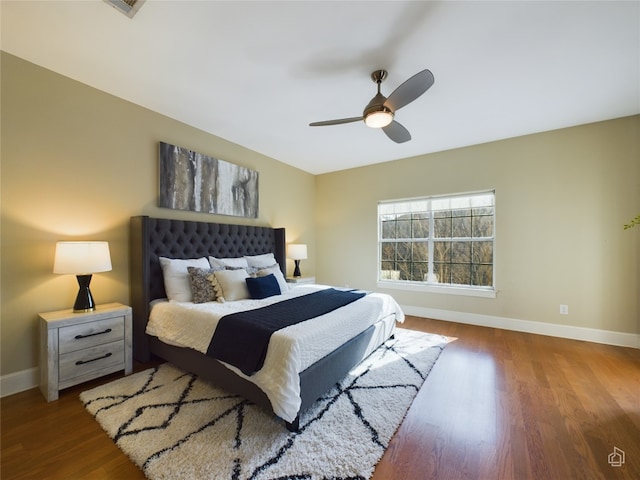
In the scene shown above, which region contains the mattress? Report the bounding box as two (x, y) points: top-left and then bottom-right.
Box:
(146, 284), (404, 421)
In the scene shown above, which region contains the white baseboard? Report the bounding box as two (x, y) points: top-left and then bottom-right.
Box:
(402, 305), (640, 349)
(1, 367), (39, 398)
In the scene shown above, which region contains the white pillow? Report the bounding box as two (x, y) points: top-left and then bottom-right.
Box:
(256, 265), (289, 293)
(213, 269), (250, 301)
(244, 253), (276, 268)
(159, 257), (210, 302)
(209, 256), (249, 269)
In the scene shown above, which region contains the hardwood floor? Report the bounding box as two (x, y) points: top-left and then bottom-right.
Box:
(2, 316), (639, 479)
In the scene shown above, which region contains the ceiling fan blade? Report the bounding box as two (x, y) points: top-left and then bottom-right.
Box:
(382, 121), (411, 143)
(384, 69), (434, 112)
(309, 116), (363, 127)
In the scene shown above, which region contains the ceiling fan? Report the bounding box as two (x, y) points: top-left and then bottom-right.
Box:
(309, 68), (434, 143)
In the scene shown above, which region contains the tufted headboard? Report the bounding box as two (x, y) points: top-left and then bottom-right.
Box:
(130, 215), (286, 361)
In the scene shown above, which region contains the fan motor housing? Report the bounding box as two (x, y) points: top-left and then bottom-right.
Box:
(363, 93), (393, 118)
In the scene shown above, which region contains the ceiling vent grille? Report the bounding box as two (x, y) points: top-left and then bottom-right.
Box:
(104, 0), (146, 18)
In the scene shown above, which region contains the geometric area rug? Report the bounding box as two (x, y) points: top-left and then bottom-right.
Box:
(80, 328), (447, 480)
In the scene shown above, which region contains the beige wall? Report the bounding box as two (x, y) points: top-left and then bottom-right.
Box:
(2, 52), (638, 380)
(1, 52), (316, 376)
(316, 115), (640, 335)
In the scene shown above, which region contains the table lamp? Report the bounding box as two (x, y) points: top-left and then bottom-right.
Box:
(288, 244), (308, 277)
(53, 241), (112, 312)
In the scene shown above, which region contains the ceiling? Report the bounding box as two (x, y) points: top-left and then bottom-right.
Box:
(2, 1), (639, 175)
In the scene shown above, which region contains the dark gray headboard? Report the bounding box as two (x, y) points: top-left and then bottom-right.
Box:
(130, 215), (286, 361)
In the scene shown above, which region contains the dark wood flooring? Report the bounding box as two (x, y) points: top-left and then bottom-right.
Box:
(2, 316), (639, 479)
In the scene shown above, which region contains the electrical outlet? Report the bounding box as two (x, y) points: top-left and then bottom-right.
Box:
(559, 304), (569, 315)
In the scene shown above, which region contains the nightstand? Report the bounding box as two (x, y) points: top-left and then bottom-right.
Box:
(39, 302), (132, 402)
(286, 276), (316, 285)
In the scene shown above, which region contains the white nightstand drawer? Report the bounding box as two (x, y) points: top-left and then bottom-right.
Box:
(59, 316), (124, 354)
(59, 340), (124, 384)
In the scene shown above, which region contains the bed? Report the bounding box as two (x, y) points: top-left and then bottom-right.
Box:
(130, 215), (402, 430)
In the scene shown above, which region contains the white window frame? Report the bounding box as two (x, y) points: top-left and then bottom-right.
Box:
(377, 190), (497, 298)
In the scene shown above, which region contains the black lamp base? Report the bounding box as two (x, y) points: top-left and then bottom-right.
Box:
(74, 274), (96, 312)
(293, 260), (302, 277)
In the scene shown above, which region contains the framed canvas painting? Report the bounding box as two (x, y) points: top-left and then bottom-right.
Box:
(159, 142), (259, 218)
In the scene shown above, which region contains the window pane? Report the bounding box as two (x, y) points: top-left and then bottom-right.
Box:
(434, 216), (451, 238)
(397, 241), (411, 261)
(452, 208), (471, 217)
(380, 266), (401, 280)
(434, 210), (451, 218)
(381, 243), (396, 261)
(412, 213), (429, 238)
(380, 261), (395, 271)
(381, 217), (396, 239)
(472, 241), (493, 264)
(434, 263), (451, 283)
(472, 213), (494, 237)
(411, 262), (429, 281)
(472, 264), (493, 286)
(451, 242), (471, 263)
(396, 262), (411, 280)
(397, 217), (411, 238)
(413, 241), (428, 261)
(433, 241), (450, 262)
(451, 214), (471, 237)
(451, 263), (471, 285)
(472, 206), (494, 216)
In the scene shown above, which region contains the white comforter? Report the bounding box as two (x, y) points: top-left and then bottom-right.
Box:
(146, 285), (404, 422)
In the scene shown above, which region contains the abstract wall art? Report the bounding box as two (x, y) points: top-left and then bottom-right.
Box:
(159, 142), (259, 218)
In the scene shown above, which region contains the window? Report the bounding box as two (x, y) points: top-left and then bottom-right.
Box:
(378, 191), (495, 295)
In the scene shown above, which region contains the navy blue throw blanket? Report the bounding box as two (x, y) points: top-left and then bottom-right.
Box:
(206, 288), (366, 375)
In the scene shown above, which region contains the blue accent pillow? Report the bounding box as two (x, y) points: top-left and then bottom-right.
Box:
(245, 273), (281, 299)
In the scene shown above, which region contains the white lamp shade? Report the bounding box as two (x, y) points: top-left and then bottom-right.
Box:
(288, 244), (308, 260)
(53, 241), (112, 274)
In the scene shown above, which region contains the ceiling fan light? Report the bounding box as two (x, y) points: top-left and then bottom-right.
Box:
(365, 110), (393, 128)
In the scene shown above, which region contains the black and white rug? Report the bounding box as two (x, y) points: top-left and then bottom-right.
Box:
(80, 328), (447, 480)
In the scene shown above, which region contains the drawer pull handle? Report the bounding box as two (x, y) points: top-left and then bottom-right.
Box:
(75, 328), (112, 340)
(75, 352), (112, 365)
